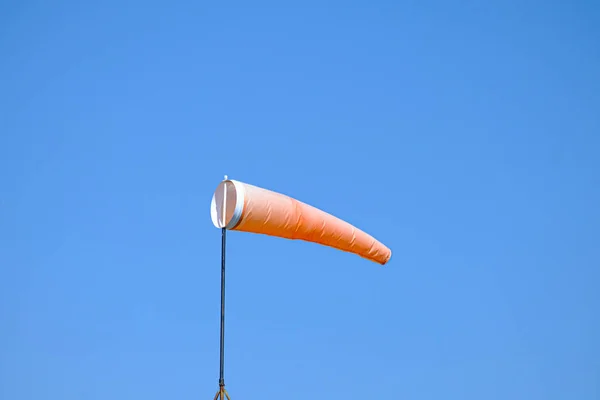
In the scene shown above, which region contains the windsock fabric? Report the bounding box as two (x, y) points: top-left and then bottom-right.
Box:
(211, 179), (391, 265)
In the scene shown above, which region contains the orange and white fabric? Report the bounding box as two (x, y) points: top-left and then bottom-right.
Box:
(211, 179), (391, 265)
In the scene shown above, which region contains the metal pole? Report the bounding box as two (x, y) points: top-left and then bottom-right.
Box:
(219, 227), (226, 387)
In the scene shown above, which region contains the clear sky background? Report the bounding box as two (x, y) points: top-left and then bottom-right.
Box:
(1, 1), (599, 399)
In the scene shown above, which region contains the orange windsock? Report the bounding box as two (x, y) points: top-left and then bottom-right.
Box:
(210, 179), (391, 265)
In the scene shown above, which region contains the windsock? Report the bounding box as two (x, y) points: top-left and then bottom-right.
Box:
(210, 179), (391, 265)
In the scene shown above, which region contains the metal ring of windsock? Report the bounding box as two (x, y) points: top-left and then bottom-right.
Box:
(209, 177), (392, 399)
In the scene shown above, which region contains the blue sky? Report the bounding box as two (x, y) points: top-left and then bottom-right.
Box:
(1, 1), (599, 399)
